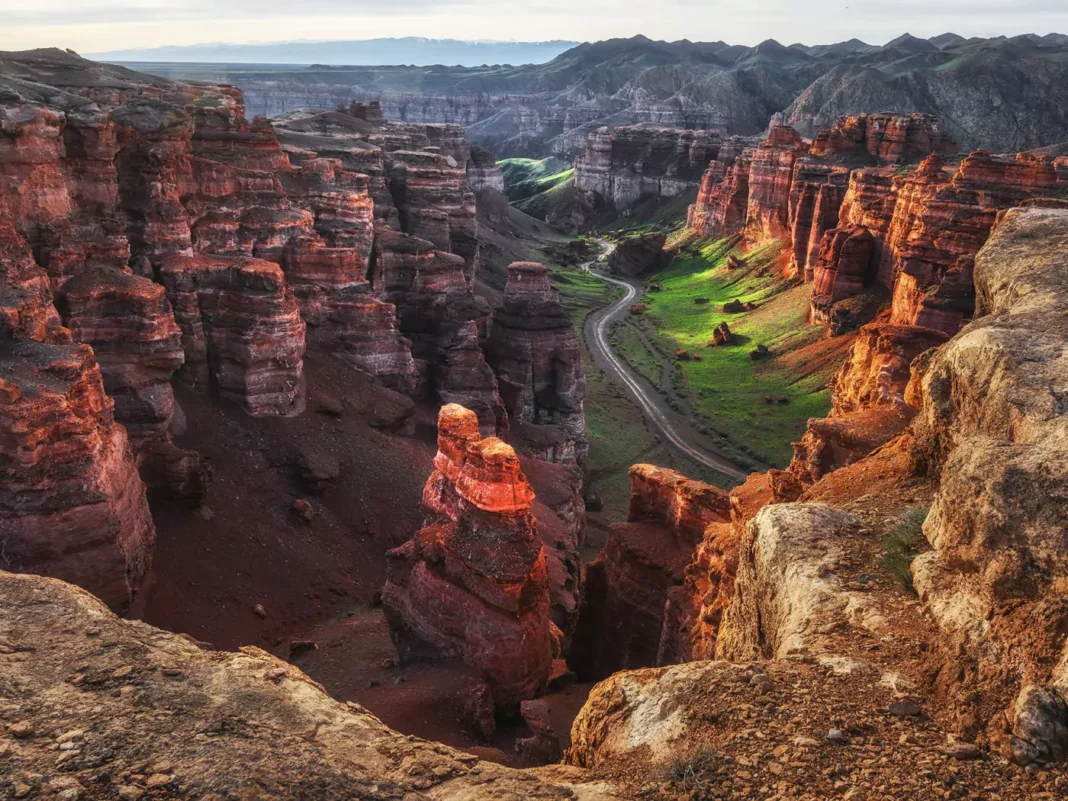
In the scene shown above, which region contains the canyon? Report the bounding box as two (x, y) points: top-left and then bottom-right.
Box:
(2, 36), (1068, 801)
(137, 32), (1068, 160)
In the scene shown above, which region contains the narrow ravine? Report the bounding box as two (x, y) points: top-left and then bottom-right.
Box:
(581, 244), (749, 482)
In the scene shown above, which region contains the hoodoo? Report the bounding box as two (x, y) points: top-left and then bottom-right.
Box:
(382, 404), (553, 708)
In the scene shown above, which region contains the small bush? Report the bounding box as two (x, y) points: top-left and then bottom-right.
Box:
(878, 506), (930, 590)
(658, 747), (720, 796)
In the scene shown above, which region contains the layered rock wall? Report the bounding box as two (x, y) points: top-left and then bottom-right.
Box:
(382, 404), (552, 708)
(486, 262), (587, 463)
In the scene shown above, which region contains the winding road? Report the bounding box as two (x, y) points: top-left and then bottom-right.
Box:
(582, 244), (749, 482)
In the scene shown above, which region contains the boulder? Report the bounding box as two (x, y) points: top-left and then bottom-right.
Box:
(606, 233), (667, 277)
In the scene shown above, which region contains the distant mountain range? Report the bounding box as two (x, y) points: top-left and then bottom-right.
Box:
(121, 32), (1068, 156)
(88, 38), (581, 67)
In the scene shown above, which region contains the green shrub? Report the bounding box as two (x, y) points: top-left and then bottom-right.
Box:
(878, 506), (930, 590)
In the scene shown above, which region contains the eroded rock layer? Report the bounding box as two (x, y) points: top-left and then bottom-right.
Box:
(571, 465), (730, 679)
(487, 261), (587, 464)
(909, 208), (1068, 765)
(574, 124), (722, 210)
(382, 404), (552, 708)
(0, 340), (154, 612)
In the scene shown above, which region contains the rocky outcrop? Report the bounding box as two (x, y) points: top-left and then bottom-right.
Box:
(0, 570), (620, 800)
(0, 222), (68, 343)
(606, 232), (667, 276)
(160, 254), (306, 415)
(571, 465), (730, 679)
(382, 404), (553, 709)
(809, 112), (956, 164)
(786, 160), (851, 280)
(663, 468), (803, 663)
(53, 269), (210, 500)
(0, 340), (155, 612)
(486, 262), (587, 464)
(687, 148), (753, 236)
(789, 323), (947, 486)
(466, 146), (505, 193)
(437, 322), (508, 436)
(809, 223), (876, 328)
(908, 207), (1068, 764)
(744, 126), (807, 245)
(370, 226), (496, 409)
(386, 149), (479, 283)
(574, 124), (721, 210)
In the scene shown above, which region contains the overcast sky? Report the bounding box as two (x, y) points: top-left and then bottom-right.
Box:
(2, 0), (1066, 53)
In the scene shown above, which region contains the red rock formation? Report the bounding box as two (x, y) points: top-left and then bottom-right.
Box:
(810, 113), (956, 164)
(54, 269), (210, 500)
(574, 124), (722, 209)
(0, 339), (155, 612)
(789, 323), (947, 485)
(809, 224), (876, 329)
(884, 151), (1064, 335)
(370, 226), (495, 406)
(570, 464), (730, 678)
(662, 468), (802, 663)
(160, 254), (306, 415)
(382, 404), (552, 708)
(786, 160), (850, 279)
(687, 148), (753, 236)
(111, 98), (195, 268)
(438, 322), (508, 436)
(486, 262), (586, 464)
(744, 126), (807, 245)
(0, 221), (68, 343)
(387, 149), (479, 283)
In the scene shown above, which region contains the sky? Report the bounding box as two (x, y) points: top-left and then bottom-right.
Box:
(2, 0), (1067, 54)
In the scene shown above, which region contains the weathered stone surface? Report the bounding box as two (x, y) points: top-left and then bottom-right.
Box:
(687, 148), (752, 236)
(744, 126), (807, 245)
(809, 224), (876, 327)
(0, 340), (155, 612)
(570, 465), (730, 679)
(370, 226), (494, 405)
(809, 112), (956, 164)
(54, 269), (210, 500)
(786, 160), (851, 280)
(466, 146), (505, 193)
(789, 323), (947, 485)
(0, 221), (68, 343)
(383, 404), (552, 708)
(574, 124), (721, 210)
(160, 254), (306, 415)
(0, 570), (620, 799)
(716, 504), (880, 660)
(606, 233), (666, 277)
(486, 262), (587, 464)
(908, 208), (1068, 763)
(438, 321), (508, 436)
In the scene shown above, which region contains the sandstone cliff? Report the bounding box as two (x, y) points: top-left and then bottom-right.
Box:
(486, 262), (588, 464)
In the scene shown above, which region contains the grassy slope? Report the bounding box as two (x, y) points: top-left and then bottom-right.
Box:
(498, 157), (574, 201)
(629, 238), (835, 466)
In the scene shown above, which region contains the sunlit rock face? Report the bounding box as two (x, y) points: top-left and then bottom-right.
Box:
(486, 261), (587, 464)
(0, 339), (155, 612)
(382, 404), (552, 709)
(788, 323), (948, 486)
(570, 464), (731, 680)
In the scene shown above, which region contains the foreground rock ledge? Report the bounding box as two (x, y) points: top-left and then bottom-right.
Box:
(0, 571), (619, 800)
